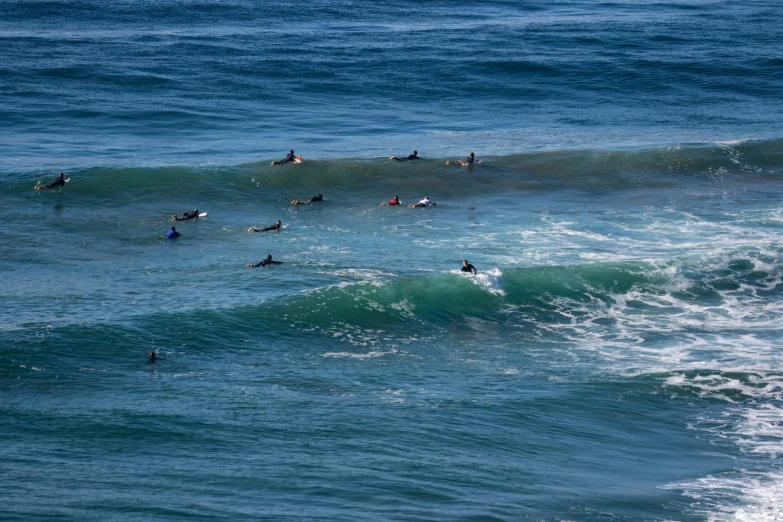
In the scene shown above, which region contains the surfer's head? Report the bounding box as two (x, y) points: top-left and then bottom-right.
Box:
(266, 254), (273, 261)
(413, 150), (418, 155)
(290, 150), (294, 154)
(470, 152), (474, 158)
(463, 260), (469, 266)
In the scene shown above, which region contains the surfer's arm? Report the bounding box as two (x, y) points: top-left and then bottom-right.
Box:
(270, 261), (283, 264)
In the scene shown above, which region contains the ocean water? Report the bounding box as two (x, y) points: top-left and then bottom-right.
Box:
(2, 1), (783, 521)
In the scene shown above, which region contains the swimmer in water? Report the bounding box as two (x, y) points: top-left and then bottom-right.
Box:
(248, 220), (282, 233)
(380, 196), (401, 206)
(166, 226), (180, 239)
(172, 209), (199, 221)
(148, 351), (156, 363)
(446, 152), (481, 166)
(291, 194), (323, 205)
(461, 260), (477, 275)
(34, 172), (69, 190)
(389, 150), (421, 161)
(409, 196), (437, 208)
(246, 254), (283, 267)
(272, 150), (298, 166)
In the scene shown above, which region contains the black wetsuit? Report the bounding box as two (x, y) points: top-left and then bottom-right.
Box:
(309, 195), (323, 202)
(253, 223), (281, 232)
(461, 264), (477, 275)
(463, 156), (475, 165)
(44, 176), (66, 189)
(278, 153), (296, 165)
(175, 211), (199, 221)
(393, 154), (421, 161)
(251, 259), (283, 267)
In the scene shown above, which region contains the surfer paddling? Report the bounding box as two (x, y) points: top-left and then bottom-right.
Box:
(409, 196), (436, 208)
(246, 254), (283, 267)
(291, 194), (323, 205)
(461, 260), (477, 275)
(380, 196), (402, 206)
(248, 220), (282, 233)
(446, 152), (481, 166)
(172, 209), (199, 221)
(389, 150), (421, 161)
(271, 150), (301, 166)
(34, 172), (69, 190)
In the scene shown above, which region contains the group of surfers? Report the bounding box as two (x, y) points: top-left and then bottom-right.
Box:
(35, 149), (481, 275)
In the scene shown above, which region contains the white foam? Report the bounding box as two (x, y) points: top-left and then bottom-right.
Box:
(451, 268), (506, 295)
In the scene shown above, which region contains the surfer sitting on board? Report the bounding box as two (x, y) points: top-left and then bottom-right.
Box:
(380, 196), (401, 206)
(446, 152), (481, 166)
(291, 194), (323, 205)
(248, 220), (282, 233)
(389, 150), (421, 161)
(246, 254), (283, 268)
(172, 209), (199, 221)
(166, 227), (180, 239)
(34, 172), (69, 190)
(461, 260), (477, 275)
(271, 150), (301, 166)
(409, 196), (436, 208)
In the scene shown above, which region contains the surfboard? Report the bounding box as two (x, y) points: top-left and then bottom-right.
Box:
(199, 212), (207, 218)
(294, 156), (303, 164)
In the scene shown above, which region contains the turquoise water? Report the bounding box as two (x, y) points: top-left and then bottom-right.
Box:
(2, 1), (783, 520)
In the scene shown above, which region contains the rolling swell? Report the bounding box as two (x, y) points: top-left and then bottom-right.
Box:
(6, 251), (780, 360)
(3, 140), (782, 199)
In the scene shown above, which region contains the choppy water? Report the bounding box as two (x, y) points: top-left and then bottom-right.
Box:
(2, 1), (783, 520)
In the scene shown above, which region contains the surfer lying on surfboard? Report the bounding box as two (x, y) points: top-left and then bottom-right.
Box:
(380, 196), (402, 206)
(389, 150), (421, 161)
(172, 209), (200, 221)
(409, 196), (437, 208)
(271, 150), (302, 166)
(248, 220), (282, 233)
(446, 152), (481, 166)
(34, 172), (69, 190)
(291, 194), (323, 205)
(246, 254), (283, 267)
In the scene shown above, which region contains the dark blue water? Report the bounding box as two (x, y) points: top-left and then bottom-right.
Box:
(2, 1), (783, 520)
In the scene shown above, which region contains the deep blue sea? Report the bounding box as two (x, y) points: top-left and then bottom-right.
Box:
(2, 1), (783, 520)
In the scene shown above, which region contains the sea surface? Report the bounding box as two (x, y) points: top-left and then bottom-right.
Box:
(2, 1), (783, 520)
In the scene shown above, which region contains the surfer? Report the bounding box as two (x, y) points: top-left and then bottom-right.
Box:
(461, 260), (477, 275)
(291, 194), (323, 205)
(380, 196), (401, 206)
(166, 226), (180, 239)
(389, 150), (421, 161)
(272, 150), (298, 166)
(446, 152), (481, 166)
(148, 351), (157, 363)
(172, 209), (199, 221)
(409, 196), (436, 208)
(34, 172), (69, 190)
(246, 254), (283, 267)
(248, 220), (282, 233)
